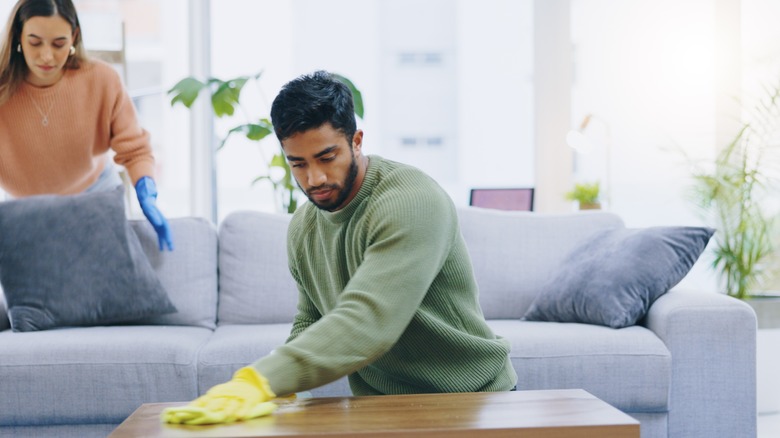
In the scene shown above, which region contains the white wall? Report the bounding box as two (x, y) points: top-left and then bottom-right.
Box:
(457, 0), (534, 206)
(571, 0), (717, 228)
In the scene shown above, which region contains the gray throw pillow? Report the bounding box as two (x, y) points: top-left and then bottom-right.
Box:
(523, 226), (714, 328)
(0, 186), (176, 332)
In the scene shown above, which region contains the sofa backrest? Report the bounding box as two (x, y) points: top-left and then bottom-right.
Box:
(456, 207), (624, 319)
(0, 218), (218, 332)
(131, 217), (219, 329)
(214, 208), (625, 325)
(217, 211), (299, 324)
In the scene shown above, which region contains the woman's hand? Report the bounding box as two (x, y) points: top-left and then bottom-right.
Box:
(135, 176), (174, 251)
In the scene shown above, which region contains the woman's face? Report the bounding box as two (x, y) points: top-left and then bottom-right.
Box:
(19, 15), (75, 87)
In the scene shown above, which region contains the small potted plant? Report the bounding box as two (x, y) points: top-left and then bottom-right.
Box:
(565, 181), (601, 210)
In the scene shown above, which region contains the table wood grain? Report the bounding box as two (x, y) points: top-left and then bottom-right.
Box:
(108, 389), (639, 438)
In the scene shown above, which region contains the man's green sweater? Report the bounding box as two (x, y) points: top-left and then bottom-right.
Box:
(253, 155), (517, 396)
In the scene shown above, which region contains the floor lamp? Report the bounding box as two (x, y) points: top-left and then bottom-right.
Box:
(566, 113), (612, 209)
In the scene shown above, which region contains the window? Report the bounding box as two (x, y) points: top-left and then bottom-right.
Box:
(76, 0), (191, 218)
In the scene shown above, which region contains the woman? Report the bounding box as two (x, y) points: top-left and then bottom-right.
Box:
(0, 0), (172, 250)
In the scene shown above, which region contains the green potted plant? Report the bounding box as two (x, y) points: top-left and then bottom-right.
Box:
(565, 181), (601, 210)
(167, 72), (364, 213)
(688, 82), (780, 302)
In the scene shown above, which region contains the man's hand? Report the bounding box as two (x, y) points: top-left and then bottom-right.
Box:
(135, 176), (174, 251)
(161, 367), (277, 425)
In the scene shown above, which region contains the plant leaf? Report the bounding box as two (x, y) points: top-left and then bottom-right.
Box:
(270, 152), (287, 168)
(168, 77), (207, 108)
(211, 76), (249, 117)
(255, 118), (275, 138)
(332, 73), (364, 119)
(218, 122), (274, 150)
(245, 122), (273, 141)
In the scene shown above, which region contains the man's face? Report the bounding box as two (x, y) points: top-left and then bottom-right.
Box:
(282, 123), (365, 212)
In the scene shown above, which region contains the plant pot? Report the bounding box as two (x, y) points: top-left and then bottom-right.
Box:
(745, 294), (780, 329)
(578, 202), (601, 210)
(745, 293), (780, 414)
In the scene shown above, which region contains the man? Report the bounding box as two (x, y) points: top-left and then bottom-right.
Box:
(162, 71), (517, 425)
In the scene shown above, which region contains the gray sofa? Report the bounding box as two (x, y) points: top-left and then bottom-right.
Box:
(0, 208), (756, 438)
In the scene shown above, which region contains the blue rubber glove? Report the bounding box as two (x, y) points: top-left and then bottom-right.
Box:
(135, 176), (174, 251)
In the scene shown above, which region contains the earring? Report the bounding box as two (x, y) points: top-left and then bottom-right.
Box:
(69, 46), (75, 56)
(16, 44), (21, 53)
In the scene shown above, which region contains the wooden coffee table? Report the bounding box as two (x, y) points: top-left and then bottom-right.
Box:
(109, 388), (639, 438)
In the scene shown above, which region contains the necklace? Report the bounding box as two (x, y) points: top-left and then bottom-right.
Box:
(26, 92), (56, 126)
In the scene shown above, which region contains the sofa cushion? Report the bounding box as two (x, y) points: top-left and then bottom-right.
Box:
(197, 324), (353, 398)
(523, 226), (714, 328)
(217, 211), (299, 324)
(198, 323), (292, 392)
(487, 320), (671, 412)
(0, 325), (211, 426)
(457, 208), (625, 319)
(131, 218), (219, 329)
(0, 187), (176, 332)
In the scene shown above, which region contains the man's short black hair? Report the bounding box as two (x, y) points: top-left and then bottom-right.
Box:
(270, 70), (357, 144)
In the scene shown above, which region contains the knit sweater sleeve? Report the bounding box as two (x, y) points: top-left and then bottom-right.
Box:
(286, 214), (322, 342)
(100, 62), (155, 184)
(253, 172), (458, 396)
(286, 286), (321, 342)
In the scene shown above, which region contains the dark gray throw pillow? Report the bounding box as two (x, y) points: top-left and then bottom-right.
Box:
(523, 226), (714, 328)
(0, 186), (176, 332)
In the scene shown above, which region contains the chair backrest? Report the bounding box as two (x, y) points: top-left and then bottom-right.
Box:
(469, 188), (535, 211)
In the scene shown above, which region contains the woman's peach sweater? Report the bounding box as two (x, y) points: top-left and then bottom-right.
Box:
(0, 59), (154, 197)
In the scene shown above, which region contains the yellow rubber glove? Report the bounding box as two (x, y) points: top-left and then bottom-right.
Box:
(161, 367), (277, 425)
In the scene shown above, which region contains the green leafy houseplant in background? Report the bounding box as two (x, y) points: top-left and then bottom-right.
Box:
(167, 72), (364, 213)
(564, 181), (601, 209)
(689, 83), (780, 300)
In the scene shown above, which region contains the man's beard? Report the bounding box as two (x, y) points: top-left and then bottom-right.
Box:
(300, 153), (359, 211)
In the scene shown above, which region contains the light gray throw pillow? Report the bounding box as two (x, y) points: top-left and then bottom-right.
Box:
(523, 226), (714, 328)
(0, 186), (176, 332)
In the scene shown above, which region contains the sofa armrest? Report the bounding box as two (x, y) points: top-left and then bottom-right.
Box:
(642, 288), (756, 438)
